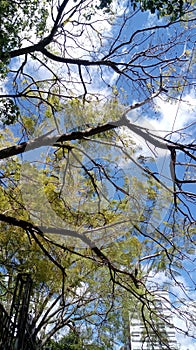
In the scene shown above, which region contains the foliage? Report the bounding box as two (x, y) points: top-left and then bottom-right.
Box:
(46, 331), (105, 349)
(133, 0), (187, 19)
(0, 0), (195, 349)
(98, 0), (189, 19)
(0, 0), (192, 75)
(0, 98), (20, 125)
(0, 0), (48, 74)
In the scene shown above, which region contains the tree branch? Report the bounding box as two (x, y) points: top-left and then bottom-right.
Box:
(0, 213), (140, 288)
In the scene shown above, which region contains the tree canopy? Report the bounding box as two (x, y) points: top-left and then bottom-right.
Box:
(0, 0), (196, 349)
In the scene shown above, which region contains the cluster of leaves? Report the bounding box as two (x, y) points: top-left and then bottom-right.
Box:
(46, 331), (105, 350)
(0, 0), (49, 73)
(136, 0), (186, 18)
(0, 98), (20, 125)
(97, 0), (189, 19)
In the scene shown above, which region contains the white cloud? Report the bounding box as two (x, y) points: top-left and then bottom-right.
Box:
(146, 10), (166, 27)
(126, 90), (196, 154)
(151, 92), (196, 141)
(176, 338), (196, 350)
(122, 90), (196, 197)
(147, 268), (196, 301)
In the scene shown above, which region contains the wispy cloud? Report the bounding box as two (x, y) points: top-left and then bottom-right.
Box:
(151, 92), (196, 141)
(126, 90), (196, 153)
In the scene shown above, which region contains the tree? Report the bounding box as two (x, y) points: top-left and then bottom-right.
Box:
(98, 0), (191, 19)
(0, 0), (196, 349)
(46, 330), (105, 349)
